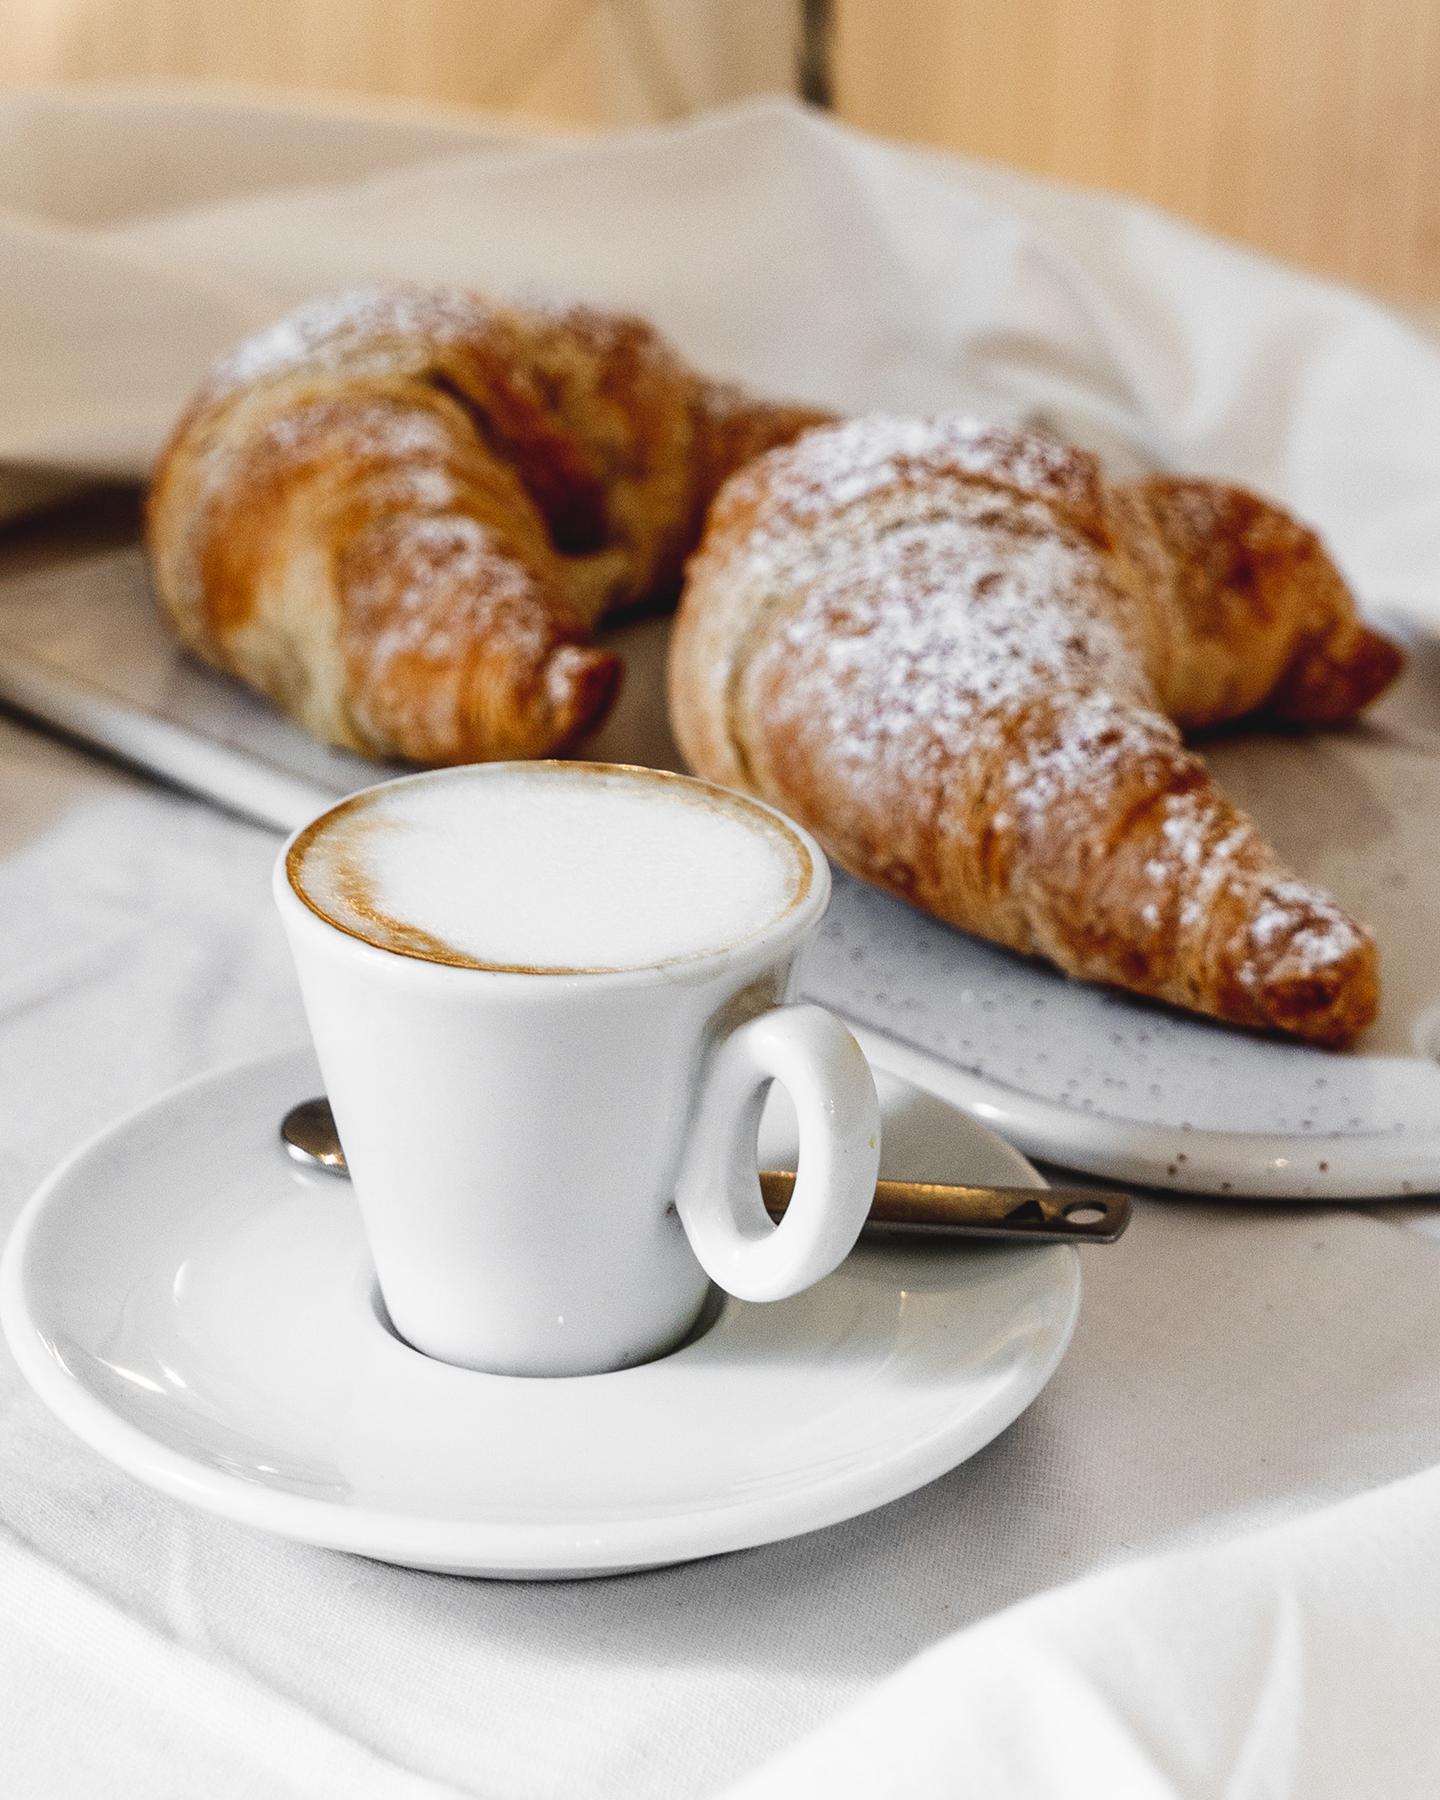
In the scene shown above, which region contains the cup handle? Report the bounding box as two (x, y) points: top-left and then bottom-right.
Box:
(674, 1003), (881, 1303)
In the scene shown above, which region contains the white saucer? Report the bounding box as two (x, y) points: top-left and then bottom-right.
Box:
(0, 1047), (1079, 1578)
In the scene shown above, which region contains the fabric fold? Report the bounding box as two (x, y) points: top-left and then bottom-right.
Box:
(718, 1462), (1440, 1800)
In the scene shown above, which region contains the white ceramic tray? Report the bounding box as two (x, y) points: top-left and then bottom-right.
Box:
(2, 532), (1437, 1198)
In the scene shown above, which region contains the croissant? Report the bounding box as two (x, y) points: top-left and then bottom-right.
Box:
(146, 285), (830, 763)
(669, 418), (1403, 1044)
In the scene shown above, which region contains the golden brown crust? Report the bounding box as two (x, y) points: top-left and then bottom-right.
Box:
(146, 285), (828, 764)
(669, 418), (1402, 1045)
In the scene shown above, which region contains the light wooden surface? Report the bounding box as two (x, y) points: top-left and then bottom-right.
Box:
(3, 0), (606, 122)
(4, 0), (1437, 300)
(837, 0), (1440, 303)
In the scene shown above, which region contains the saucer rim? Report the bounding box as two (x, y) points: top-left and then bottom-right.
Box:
(0, 1047), (1080, 1575)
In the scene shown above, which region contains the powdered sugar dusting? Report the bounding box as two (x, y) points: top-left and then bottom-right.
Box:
(719, 419), (1146, 813)
(209, 285), (497, 398)
(767, 514), (1140, 790)
(268, 395), (459, 477)
(205, 283), (676, 406)
(1242, 878), (1364, 985)
(724, 414), (1100, 537)
(347, 513), (546, 671)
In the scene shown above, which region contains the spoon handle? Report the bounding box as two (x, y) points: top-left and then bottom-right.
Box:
(758, 1171), (1129, 1242)
(281, 1097), (1130, 1244)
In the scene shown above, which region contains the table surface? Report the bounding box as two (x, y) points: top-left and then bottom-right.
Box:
(6, 498), (1440, 1800)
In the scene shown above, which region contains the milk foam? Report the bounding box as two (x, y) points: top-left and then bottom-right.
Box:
(290, 766), (809, 970)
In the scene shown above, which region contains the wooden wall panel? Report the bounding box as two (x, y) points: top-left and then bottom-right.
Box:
(0, 0), (606, 123)
(836, 0), (1440, 301)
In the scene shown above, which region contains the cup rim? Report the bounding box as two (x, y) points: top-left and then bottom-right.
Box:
(275, 761), (830, 986)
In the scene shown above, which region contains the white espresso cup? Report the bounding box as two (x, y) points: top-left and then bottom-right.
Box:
(274, 762), (881, 1376)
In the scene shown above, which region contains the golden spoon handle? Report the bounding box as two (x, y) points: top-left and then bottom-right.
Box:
(758, 1170), (1129, 1241)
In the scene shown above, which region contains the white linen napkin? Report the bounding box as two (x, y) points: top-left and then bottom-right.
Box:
(3, 88), (1440, 630)
(0, 1527), (460, 1799)
(719, 1460), (1440, 1800)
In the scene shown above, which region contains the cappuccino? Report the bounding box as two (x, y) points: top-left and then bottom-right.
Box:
(287, 763), (810, 973)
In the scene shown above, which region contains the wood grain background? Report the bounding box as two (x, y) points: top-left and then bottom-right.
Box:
(5, 0), (1435, 301)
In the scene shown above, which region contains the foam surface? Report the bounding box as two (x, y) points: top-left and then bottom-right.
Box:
(291, 767), (807, 970)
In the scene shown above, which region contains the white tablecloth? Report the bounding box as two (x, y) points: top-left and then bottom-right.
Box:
(4, 89), (1440, 1800)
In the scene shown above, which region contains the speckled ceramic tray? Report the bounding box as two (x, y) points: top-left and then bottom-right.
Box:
(1, 526), (1436, 1198)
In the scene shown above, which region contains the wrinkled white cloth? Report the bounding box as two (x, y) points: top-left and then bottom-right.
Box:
(722, 1461), (1440, 1800)
(5, 88), (1440, 1800)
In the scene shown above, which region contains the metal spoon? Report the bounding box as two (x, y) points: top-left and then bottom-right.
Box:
(281, 1097), (1131, 1244)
